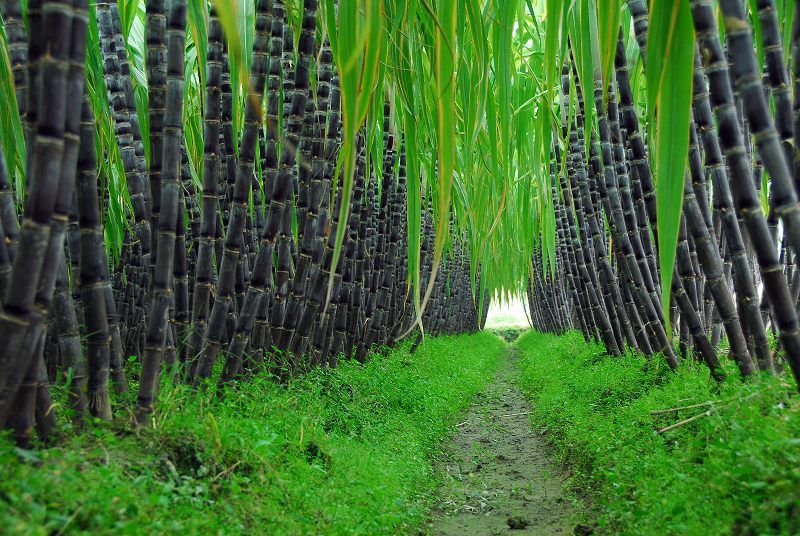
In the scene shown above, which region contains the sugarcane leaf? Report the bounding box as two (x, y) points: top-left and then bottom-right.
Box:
(747, 0), (764, 69)
(0, 25), (26, 192)
(544, 0), (565, 119)
(324, 0), (383, 310)
(567, 0), (596, 158)
(647, 0), (694, 331)
(596, 0), (620, 107)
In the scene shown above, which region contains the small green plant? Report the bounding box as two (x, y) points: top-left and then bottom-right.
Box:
(515, 330), (800, 535)
(0, 332), (504, 535)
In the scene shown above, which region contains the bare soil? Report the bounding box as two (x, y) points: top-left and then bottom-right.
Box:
(427, 348), (583, 535)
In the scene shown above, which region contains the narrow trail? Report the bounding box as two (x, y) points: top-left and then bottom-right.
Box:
(427, 347), (581, 535)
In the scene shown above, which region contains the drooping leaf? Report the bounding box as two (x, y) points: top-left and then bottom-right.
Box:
(647, 0), (694, 329)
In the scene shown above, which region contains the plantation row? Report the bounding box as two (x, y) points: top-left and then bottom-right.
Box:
(0, 0), (488, 448)
(4, 0), (799, 451)
(528, 0), (800, 388)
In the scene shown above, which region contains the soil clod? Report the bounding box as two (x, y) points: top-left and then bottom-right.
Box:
(507, 516), (531, 529)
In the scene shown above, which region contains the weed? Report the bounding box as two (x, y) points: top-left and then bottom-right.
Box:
(0, 333), (505, 535)
(515, 330), (800, 535)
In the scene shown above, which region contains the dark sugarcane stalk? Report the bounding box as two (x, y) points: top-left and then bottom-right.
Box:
(677, 219), (700, 316)
(186, 5), (223, 375)
(52, 258), (88, 426)
(552, 162), (594, 342)
(109, 0), (153, 359)
(571, 112), (627, 350)
(99, 0), (153, 268)
(251, 173), (264, 268)
(687, 122), (713, 235)
(76, 95), (113, 420)
(387, 168), (414, 341)
(285, 44), (337, 359)
(359, 105), (397, 358)
(591, 78), (676, 365)
(268, 199), (293, 352)
(11, 107), (92, 441)
(671, 247), (726, 381)
(24, 0), (43, 147)
(180, 147), (200, 248)
(586, 138), (650, 349)
(33, 347), (58, 444)
(345, 149), (369, 357)
(756, 0), (794, 313)
(563, 131), (621, 354)
(0, 217), (9, 300)
(580, 136), (638, 351)
(180, 150), (200, 301)
(329, 183), (359, 359)
(172, 186), (189, 374)
(0, 0), (88, 427)
(219, 52), (235, 231)
(195, 0), (275, 386)
(267, 9), (302, 351)
(248, 1), (285, 358)
(296, 99), (314, 243)
(0, 142), (19, 261)
(241, 0), (319, 372)
(311, 187), (346, 366)
(94, 3), (131, 393)
(605, 79), (664, 316)
(587, 134), (654, 350)
(793, 2), (800, 195)
(613, 31), (658, 258)
(102, 250), (128, 393)
(3, 0), (28, 134)
(682, 171), (756, 375)
(146, 0), (168, 242)
(691, 48), (773, 371)
(135, 0), (187, 423)
(756, 0), (796, 194)
(341, 143), (367, 356)
(280, 11), (297, 242)
(6, 336), (48, 447)
(387, 147), (409, 339)
(626, 0), (648, 66)
(357, 174), (379, 353)
(692, 0), (800, 387)
(280, 93), (323, 349)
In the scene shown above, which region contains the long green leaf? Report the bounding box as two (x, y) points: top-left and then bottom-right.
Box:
(647, 0), (694, 329)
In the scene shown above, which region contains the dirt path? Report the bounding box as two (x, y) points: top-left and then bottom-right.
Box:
(427, 348), (581, 535)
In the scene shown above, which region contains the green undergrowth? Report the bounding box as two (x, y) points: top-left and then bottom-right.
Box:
(515, 330), (800, 535)
(0, 332), (504, 535)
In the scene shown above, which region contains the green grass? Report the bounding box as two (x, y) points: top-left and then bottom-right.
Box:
(0, 332), (505, 535)
(515, 330), (800, 535)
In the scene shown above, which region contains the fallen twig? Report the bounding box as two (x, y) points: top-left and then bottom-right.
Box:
(499, 411), (533, 418)
(656, 410), (713, 434)
(650, 400), (721, 415)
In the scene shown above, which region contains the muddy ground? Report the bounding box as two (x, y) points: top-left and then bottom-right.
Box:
(427, 348), (585, 535)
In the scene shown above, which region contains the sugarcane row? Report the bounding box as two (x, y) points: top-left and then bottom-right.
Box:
(527, 0), (800, 389)
(0, 0), (486, 448)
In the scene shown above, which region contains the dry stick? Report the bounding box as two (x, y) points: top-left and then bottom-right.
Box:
(655, 392), (763, 432)
(650, 400), (721, 415)
(656, 411), (713, 434)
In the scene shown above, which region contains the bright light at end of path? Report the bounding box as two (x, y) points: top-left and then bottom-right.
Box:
(484, 296), (529, 329)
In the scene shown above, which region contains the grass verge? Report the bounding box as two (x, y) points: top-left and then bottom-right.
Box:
(515, 330), (800, 535)
(0, 332), (504, 535)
